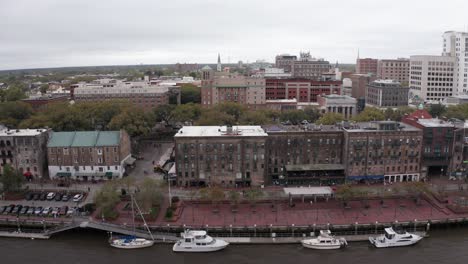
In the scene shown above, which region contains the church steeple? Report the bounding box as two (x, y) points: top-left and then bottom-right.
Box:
(217, 53), (222, 72)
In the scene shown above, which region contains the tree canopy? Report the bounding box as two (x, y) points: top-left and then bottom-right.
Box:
(0, 164), (24, 193)
(352, 107), (385, 122)
(316, 112), (344, 125)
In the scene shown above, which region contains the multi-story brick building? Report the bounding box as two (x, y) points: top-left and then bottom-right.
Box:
(291, 52), (332, 79)
(0, 128), (49, 179)
(265, 78), (341, 103)
(343, 121), (423, 183)
(377, 59), (410, 85)
(201, 67), (265, 109)
(366, 80), (409, 108)
(174, 126), (268, 187)
(356, 58), (378, 75)
(73, 81), (179, 110)
(263, 124), (345, 185)
(47, 130), (131, 181)
(21, 95), (69, 111)
(275, 54), (297, 73)
(317, 94), (357, 119)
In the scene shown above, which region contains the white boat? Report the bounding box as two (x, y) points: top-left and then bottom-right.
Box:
(301, 230), (347, 250)
(173, 230), (229, 252)
(109, 195), (155, 249)
(110, 236), (154, 249)
(369, 227), (423, 248)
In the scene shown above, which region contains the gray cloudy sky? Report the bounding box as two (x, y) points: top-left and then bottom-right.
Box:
(1, 0), (468, 70)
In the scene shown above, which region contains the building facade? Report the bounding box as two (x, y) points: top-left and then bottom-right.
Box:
(409, 55), (455, 102)
(317, 94), (357, 119)
(377, 59), (410, 85)
(201, 67), (265, 109)
(442, 31), (468, 95)
(265, 78), (341, 103)
(264, 125), (345, 185)
(291, 52), (332, 79)
(366, 80), (409, 108)
(275, 54), (297, 73)
(47, 131), (131, 181)
(21, 95), (69, 111)
(0, 128), (49, 179)
(343, 121), (423, 183)
(174, 126), (268, 187)
(356, 58), (378, 75)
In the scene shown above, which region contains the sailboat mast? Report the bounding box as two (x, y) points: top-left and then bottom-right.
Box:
(131, 194), (136, 235)
(133, 196), (155, 241)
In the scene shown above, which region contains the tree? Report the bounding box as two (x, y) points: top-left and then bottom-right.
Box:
(196, 108), (236, 126)
(108, 108), (155, 137)
(214, 102), (246, 123)
(445, 104), (468, 120)
(40, 84), (49, 94)
(316, 112), (344, 125)
(180, 84), (201, 104)
(427, 103), (446, 118)
(352, 107), (385, 122)
(303, 107), (321, 123)
(4, 86), (26, 102)
(335, 184), (355, 207)
(279, 110), (309, 125)
(135, 178), (163, 212)
(208, 186), (225, 210)
(172, 103), (202, 123)
(94, 181), (120, 220)
(0, 164), (24, 193)
(239, 111), (269, 125)
(154, 104), (176, 124)
(228, 190), (240, 210)
(384, 106), (415, 121)
(0, 102), (33, 127)
(244, 188), (263, 208)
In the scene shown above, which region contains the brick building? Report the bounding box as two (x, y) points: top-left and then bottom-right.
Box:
(0, 128), (49, 179)
(343, 121), (423, 183)
(356, 58), (378, 75)
(265, 78), (341, 103)
(174, 126), (268, 187)
(275, 54), (297, 73)
(201, 67), (265, 109)
(264, 124), (345, 185)
(21, 95), (69, 111)
(377, 59), (410, 85)
(47, 130), (131, 180)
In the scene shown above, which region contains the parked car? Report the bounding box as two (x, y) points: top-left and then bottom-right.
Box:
(34, 207), (43, 215)
(26, 207), (35, 215)
(66, 207), (76, 217)
(54, 193), (62, 201)
(25, 192), (34, 201)
(0, 206), (7, 214)
(39, 193), (47, 201)
(51, 207), (60, 215)
(46, 192), (56, 200)
(61, 194), (70, 202)
(59, 206), (68, 216)
(42, 207), (51, 216)
(19, 206), (29, 215)
(11, 205), (23, 215)
(72, 194), (84, 202)
(33, 193), (41, 200)
(3, 205), (15, 215)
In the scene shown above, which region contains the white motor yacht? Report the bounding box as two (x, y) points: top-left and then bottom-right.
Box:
(369, 227), (423, 248)
(173, 230), (229, 252)
(301, 230), (347, 250)
(110, 236), (154, 249)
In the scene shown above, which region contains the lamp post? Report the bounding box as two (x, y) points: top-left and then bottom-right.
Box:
(167, 172), (172, 208)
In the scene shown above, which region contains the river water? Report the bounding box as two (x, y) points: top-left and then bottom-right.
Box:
(1, 228), (467, 264)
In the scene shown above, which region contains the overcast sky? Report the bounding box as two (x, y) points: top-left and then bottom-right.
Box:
(1, 0), (468, 70)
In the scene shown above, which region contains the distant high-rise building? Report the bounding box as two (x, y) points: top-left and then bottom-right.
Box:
(442, 31), (468, 94)
(409, 55), (455, 102)
(275, 54), (297, 73)
(356, 58), (378, 75)
(366, 80), (409, 108)
(377, 59), (410, 85)
(275, 52), (331, 79)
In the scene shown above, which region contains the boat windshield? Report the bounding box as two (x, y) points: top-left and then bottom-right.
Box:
(385, 233), (394, 239)
(195, 235), (207, 239)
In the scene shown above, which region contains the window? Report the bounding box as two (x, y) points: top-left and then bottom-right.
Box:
(97, 148), (103, 155)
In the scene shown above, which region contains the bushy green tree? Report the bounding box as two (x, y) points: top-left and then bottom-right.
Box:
(279, 110), (309, 125)
(427, 103), (447, 118)
(94, 182), (120, 219)
(352, 107), (385, 122)
(180, 84), (201, 104)
(317, 112), (344, 125)
(0, 164), (24, 193)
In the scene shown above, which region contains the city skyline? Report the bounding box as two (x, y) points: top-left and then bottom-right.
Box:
(1, 0), (468, 70)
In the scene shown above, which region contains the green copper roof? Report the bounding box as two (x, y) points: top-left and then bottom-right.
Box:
(48, 131), (120, 147)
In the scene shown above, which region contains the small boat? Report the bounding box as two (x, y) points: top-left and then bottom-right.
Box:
(301, 230), (347, 250)
(109, 195), (155, 249)
(369, 227), (423, 248)
(173, 230), (229, 252)
(110, 236), (154, 249)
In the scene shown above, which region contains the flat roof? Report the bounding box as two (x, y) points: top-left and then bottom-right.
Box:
(417, 118), (454, 128)
(343, 122), (420, 132)
(0, 128), (48, 137)
(175, 126), (267, 137)
(284, 187), (333, 196)
(48, 131), (121, 147)
(264, 124), (342, 133)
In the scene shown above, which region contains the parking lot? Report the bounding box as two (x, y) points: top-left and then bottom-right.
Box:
(0, 190), (86, 220)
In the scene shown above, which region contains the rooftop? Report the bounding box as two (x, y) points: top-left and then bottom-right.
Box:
(263, 124), (342, 133)
(175, 126), (267, 138)
(0, 128), (48, 137)
(343, 121), (420, 132)
(417, 118), (455, 128)
(48, 131), (121, 147)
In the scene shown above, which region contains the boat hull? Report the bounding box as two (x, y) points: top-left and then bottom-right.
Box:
(369, 237), (422, 248)
(173, 240), (229, 252)
(110, 239), (154, 249)
(301, 241), (342, 250)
